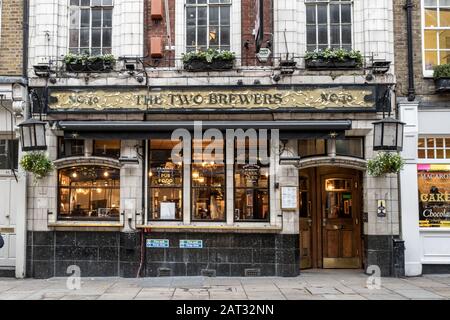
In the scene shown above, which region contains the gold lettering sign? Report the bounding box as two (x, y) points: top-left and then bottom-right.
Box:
(48, 88), (375, 111)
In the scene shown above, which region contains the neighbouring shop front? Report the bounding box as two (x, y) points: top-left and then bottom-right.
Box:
(26, 84), (402, 278)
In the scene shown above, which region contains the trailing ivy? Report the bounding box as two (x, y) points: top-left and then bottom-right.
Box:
(305, 48), (363, 66)
(20, 152), (54, 182)
(433, 64), (450, 79)
(367, 152), (405, 177)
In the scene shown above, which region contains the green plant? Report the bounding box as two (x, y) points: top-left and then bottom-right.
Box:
(367, 152), (405, 177)
(305, 48), (363, 66)
(182, 48), (236, 63)
(64, 53), (116, 64)
(433, 64), (450, 79)
(20, 152), (54, 181)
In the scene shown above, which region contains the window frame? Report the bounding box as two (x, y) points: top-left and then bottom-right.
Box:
(57, 137), (85, 159)
(185, 0), (232, 52)
(418, 136), (450, 160)
(68, 0), (114, 55)
(92, 139), (121, 159)
(305, 0), (354, 52)
(422, 0), (450, 77)
(147, 140), (184, 222)
(57, 165), (121, 221)
(232, 137), (270, 223)
(190, 138), (227, 222)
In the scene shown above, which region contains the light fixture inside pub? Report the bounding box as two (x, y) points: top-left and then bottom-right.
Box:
(17, 118), (48, 151)
(372, 117), (405, 152)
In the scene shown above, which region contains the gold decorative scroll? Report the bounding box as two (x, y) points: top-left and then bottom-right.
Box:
(48, 88), (375, 111)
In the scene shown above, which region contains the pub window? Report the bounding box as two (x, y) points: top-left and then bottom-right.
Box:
(306, 0), (353, 52)
(418, 165), (450, 228)
(192, 139), (226, 221)
(93, 140), (121, 158)
(418, 137), (450, 159)
(186, 0), (231, 52)
(69, 0), (113, 55)
(58, 165), (120, 221)
(336, 137), (364, 158)
(298, 139), (326, 158)
(148, 140), (183, 221)
(0, 139), (19, 170)
(234, 139), (270, 222)
(58, 137), (85, 158)
(423, 0), (450, 75)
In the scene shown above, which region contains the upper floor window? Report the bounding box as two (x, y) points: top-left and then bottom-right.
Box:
(186, 0), (231, 52)
(305, 0), (353, 52)
(423, 0), (450, 74)
(93, 140), (121, 158)
(69, 0), (113, 55)
(418, 137), (450, 159)
(0, 139), (18, 170)
(58, 137), (85, 158)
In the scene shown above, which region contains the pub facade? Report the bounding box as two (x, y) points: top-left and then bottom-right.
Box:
(25, 0), (402, 278)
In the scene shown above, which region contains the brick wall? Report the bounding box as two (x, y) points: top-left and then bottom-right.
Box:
(0, 0), (23, 75)
(241, 0), (273, 66)
(393, 0), (446, 100)
(145, 0), (175, 67)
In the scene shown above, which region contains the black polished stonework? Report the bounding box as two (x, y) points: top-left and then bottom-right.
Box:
(363, 235), (405, 277)
(422, 264), (450, 274)
(26, 231), (300, 278)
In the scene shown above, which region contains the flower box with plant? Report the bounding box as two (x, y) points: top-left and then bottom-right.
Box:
(304, 48), (363, 70)
(367, 152), (405, 177)
(182, 49), (235, 71)
(64, 53), (116, 72)
(433, 64), (450, 92)
(20, 152), (54, 183)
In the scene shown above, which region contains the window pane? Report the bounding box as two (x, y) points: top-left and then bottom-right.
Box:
(425, 30), (437, 49)
(299, 139), (326, 157)
(209, 6), (219, 25)
(306, 25), (316, 46)
(192, 187), (225, 220)
(80, 28), (90, 47)
(441, 8), (450, 27)
(187, 26), (196, 46)
(425, 8), (438, 27)
(197, 26), (207, 46)
(220, 26), (230, 46)
(70, 0), (79, 5)
(425, 50), (438, 70)
(440, 51), (450, 64)
(440, 30), (450, 50)
(235, 188), (269, 221)
(103, 0), (113, 5)
(92, 8), (102, 27)
(58, 166), (120, 221)
(424, 0), (437, 6)
(92, 0), (102, 5)
(69, 29), (79, 47)
(220, 6), (230, 25)
(186, 7), (196, 26)
(330, 25), (340, 45)
(209, 26), (219, 45)
(149, 140), (183, 221)
(317, 4), (327, 24)
(80, 9), (90, 27)
(341, 4), (352, 23)
(198, 7), (207, 26)
(341, 24), (352, 45)
(102, 28), (112, 47)
(306, 5), (316, 24)
(80, 0), (90, 6)
(330, 4), (340, 24)
(70, 8), (80, 28)
(336, 138), (364, 158)
(92, 28), (101, 47)
(103, 9), (112, 27)
(318, 25), (328, 45)
(93, 140), (120, 158)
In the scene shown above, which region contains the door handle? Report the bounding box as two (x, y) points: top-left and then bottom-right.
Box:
(322, 218), (327, 227)
(308, 219), (312, 227)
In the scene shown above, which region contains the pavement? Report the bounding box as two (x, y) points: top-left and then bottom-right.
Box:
(1, 269), (450, 300)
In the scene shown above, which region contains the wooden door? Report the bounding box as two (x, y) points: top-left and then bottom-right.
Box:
(321, 173), (361, 269)
(299, 171), (313, 269)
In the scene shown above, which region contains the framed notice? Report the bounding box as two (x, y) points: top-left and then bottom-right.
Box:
(160, 202), (176, 220)
(281, 186), (298, 210)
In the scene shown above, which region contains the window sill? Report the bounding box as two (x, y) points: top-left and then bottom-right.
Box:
(48, 221), (123, 228)
(136, 225), (282, 233)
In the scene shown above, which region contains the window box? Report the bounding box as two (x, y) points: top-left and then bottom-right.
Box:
(184, 58), (234, 72)
(182, 49), (235, 72)
(64, 53), (116, 73)
(435, 78), (450, 93)
(305, 58), (360, 70)
(304, 49), (363, 70)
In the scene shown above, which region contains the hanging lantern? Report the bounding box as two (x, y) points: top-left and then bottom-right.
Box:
(372, 117), (405, 152)
(18, 118), (47, 151)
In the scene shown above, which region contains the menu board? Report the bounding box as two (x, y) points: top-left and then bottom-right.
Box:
(281, 186), (298, 210)
(418, 165), (450, 228)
